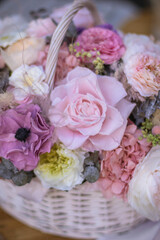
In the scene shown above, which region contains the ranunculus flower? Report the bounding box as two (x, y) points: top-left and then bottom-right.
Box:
(0, 104), (54, 171)
(1, 37), (45, 71)
(34, 143), (85, 190)
(0, 15), (27, 48)
(26, 18), (56, 38)
(124, 53), (160, 97)
(9, 64), (49, 101)
(51, 4), (95, 29)
(75, 27), (125, 65)
(90, 123), (151, 199)
(128, 146), (160, 221)
(49, 67), (135, 151)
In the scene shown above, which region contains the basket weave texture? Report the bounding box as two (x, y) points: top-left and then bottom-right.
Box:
(0, 180), (145, 239)
(0, 0), (146, 239)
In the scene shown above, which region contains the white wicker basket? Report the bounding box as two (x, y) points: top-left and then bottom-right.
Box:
(0, 180), (145, 239)
(0, 0), (145, 239)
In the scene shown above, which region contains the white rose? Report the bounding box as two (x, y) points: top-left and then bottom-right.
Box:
(34, 144), (85, 191)
(128, 146), (160, 221)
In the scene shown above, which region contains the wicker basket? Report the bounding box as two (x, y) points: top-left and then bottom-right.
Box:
(0, 180), (145, 239)
(0, 0), (145, 239)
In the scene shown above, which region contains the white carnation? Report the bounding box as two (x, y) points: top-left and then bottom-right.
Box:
(128, 146), (160, 221)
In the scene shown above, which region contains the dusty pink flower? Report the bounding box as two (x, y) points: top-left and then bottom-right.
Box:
(49, 67), (135, 151)
(124, 53), (160, 97)
(0, 104), (54, 171)
(94, 123), (151, 199)
(26, 18), (56, 38)
(51, 4), (95, 28)
(36, 43), (79, 83)
(75, 27), (125, 65)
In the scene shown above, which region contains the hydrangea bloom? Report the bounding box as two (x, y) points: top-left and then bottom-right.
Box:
(36, 43), (79, 83)
(93, 123), (151, 199)
(0, 104), (54, 171)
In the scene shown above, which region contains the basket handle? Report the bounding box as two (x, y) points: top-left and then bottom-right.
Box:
(45, 0), (102, 90)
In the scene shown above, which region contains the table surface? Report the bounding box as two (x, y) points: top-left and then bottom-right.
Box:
(0, 8), (153, 240)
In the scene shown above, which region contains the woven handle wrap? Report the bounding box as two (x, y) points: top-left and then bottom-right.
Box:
(45, 0), (102, 90)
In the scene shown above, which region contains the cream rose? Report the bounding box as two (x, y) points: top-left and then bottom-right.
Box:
(128, 146), (160, 221)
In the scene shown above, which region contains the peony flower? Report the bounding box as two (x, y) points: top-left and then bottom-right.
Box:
(26, 18), (56, 38)
(128, 146), (160, 221)
(1, 37), (45, 71)
(34, 143), (85, 190)
(75, 27), (125, 65)
(9, 64), (49, 101)
(36, 43), (79, 83)
(0, 15), (27, 48)
(124, 53), (160, 97)
(49, 67), (135, 151)
(0, 104), (54, 171)
(51, 4), (95, 29)
(91, 123), (151, 199)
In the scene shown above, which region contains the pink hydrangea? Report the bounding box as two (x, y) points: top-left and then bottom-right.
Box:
(49, 66), (135, 151)
(95, 123), (151, 199)
(0, 104), (54, 171)
(75, 27), (125, 65)
(26, 18), (56, 38)
(36, 43), (79, 83)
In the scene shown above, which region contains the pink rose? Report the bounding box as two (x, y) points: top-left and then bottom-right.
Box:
(49, 67), (135, 151)
(51, 4), (95, 28)
(75, 27), (125, 65)
(26, 18), (56, 38)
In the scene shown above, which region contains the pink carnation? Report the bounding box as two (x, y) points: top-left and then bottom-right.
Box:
(95, 123), (151, 199)
(49, 67), (135, 151)
(26, 18), (56, 38)
(0, 104), (54, 171)
(75, 27), (125, 65)
(36, 43), (79, 83)
(124, 53), (160, 97)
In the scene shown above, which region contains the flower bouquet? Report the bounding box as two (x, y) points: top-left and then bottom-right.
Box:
(0, 0), (160, 238)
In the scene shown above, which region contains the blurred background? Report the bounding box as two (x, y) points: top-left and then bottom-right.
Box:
(0, 0), (158, 37)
